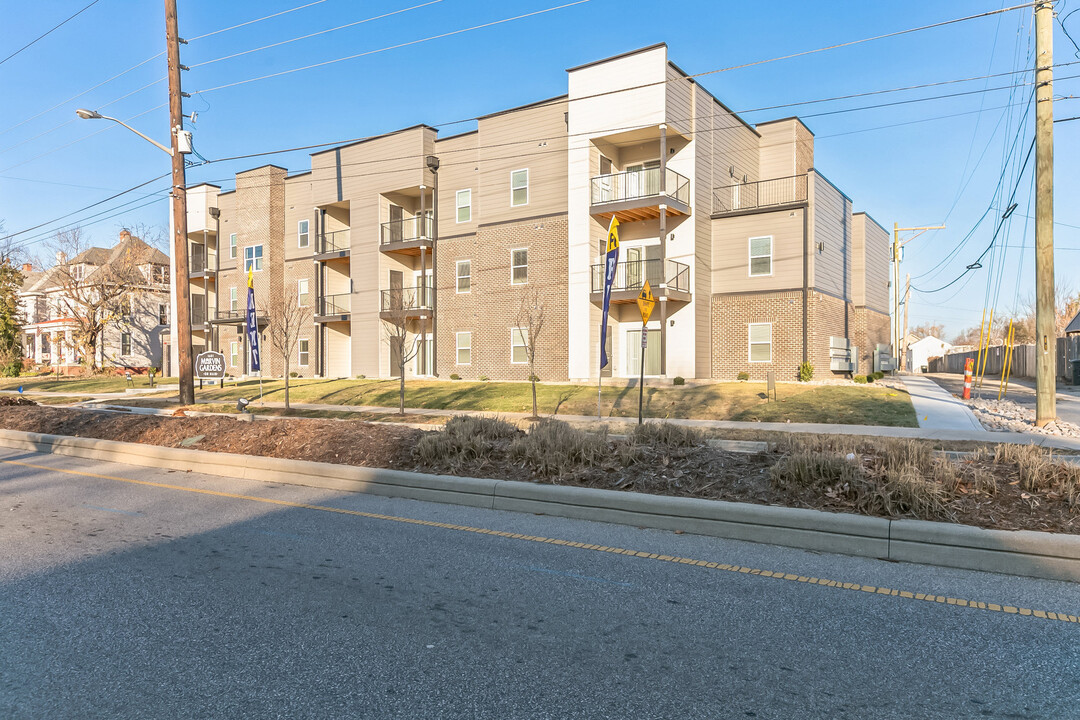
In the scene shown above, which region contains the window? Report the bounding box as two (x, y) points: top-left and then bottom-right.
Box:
(121, 332), (131, 356)
(749, 236), (772, 277)
(158, 304), (168, 326)
(511, 248), (528, 285)
(244, 245), (263, 272)
(749, 323), (772, 363)
(71, 265), (84, 281)
(229, 233), (237, 259)
(456, 260), (471, 293)
(230, 341), (239, 367)
(297, 278), (309, 307)
(298, 219), (310, 248)
(456, 189), (472, 223)
(456, 332), (472, 365)
(230, 287), (239, 312)
(511, 327), (528, 364)
(298, 338), (310, 367)
(511, 169), (528, 206)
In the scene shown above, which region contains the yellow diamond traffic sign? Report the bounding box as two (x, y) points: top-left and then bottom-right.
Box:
(637, 280), (656, 324)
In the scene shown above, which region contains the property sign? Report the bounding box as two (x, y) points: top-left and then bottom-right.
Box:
(636, 280), (656, 325)
(195, 351), (226, 380)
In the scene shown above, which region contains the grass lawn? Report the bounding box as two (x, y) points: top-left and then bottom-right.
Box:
(140, 377), (918, 427)
(0, 375), (176, 393)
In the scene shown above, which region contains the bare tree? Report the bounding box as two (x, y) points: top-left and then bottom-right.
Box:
(264, 291), (313, 411)
(909, 322), (945, 340)
(515, 287), (546, 420)
(380, 287), (423, 415)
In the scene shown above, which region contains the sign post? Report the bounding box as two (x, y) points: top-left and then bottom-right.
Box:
(636, 280), (656, 425)
(598, 217), (620, 419)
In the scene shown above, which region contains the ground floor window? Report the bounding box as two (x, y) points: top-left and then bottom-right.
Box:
(121, 332), (131, 356)
(511, 328), (528, 364)
(298, 338), (309, 367)
(626, 329), (661, 376)
(456, 332), (471, 365)
(230, 341), (240, 368)
(748, 323), (772, 363)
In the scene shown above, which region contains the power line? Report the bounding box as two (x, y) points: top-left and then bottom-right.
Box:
(185, 0), (332, 42)
(0, 0), (101, 67)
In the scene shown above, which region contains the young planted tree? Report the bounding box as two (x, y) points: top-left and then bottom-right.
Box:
(380, 286), (423, 415)
(265, 292), (313, 411)
(515, 287), (546, 420)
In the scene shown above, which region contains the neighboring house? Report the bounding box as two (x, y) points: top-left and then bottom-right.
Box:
(1066, 309), (1080, 336)
(907, 336), (952, 374)
(181, 44), (890, 382)
(20, 230), (170, 373)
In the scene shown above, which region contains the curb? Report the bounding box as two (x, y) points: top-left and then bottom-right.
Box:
(0, 428), (1077, 582)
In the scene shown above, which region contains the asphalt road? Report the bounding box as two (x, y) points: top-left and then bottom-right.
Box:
(2, 448), (1079, 719)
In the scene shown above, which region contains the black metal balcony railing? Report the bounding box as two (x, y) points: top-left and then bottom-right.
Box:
(209, 308), (249, 323)
(380, 286), (433, 313)
(712, 174), (808, 214)
(590, 259), (690, 294)
(189, 246), (216, 274)
(317, 229), (350, 255)
(318, 293), (351, 316)
(590, 167), (690, 206)
(380, 216), (432, 246)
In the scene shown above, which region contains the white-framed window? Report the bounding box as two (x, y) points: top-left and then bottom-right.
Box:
(511, 327), (528, 364)
(511, 169), (528, 207)
(456, 331), (472, 365)
(456, 189), (472, 223)
(456, 260), (471, 293)
(244, 245), (263, 272)
(749, 236), (772, 277)
(298, 338), (310, 367)
(120, 332), (131, 356)
(230, 341), (239, 367)
(297, 278), (309, 307)
(748, 323), (772, 363)
(298, 219), (310, 248)
(229, 233), (237, 259)
(510, 248), (528, 285)
(158, 303), (168, 326)
(230, 287), (238, 312)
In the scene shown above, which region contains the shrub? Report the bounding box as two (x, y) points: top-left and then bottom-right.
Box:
(853, 375), (868, 384)
(479, 375), (489, 382)
(508, 418), (610, 478)
(449, 373), (461, 380)
(871, 371), (885, 380)
(736, 371), (750, 381)
(798, 362), (814, 382)
(289, 372), (299, 378)
(629, 422), (702, 449)
(672, 376), (686, 386)
(414, 415), (520, 469)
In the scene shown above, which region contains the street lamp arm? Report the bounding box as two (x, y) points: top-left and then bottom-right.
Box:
(75, 109), (173, 156)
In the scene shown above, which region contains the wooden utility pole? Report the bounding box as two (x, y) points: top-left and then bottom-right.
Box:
(893, 223), (944, 372)
(902, 273), (910, 366)
(1034, 0), (1056, 425)
(166, 0), (194, 405)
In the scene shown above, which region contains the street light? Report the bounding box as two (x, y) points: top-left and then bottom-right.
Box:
(75, 106), (196, 405)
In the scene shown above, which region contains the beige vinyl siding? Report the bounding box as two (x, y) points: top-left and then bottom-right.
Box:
(711, 208), (805, 292)
(794, 121), (814, 176)
(437, 131), (480, 233)
(757, 121), (796, 180)
(477, 99), (568, 225)
(283, 175), (314, 262)
(665, 63), (693, 137)
(863, 215), (891, 313)
(811, 172), (851, 300)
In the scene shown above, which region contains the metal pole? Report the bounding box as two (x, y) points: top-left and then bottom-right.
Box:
(1035, 0), (1057, 425)
(431, 166), (439, 377)
(902, 273), (910, 369)
(165, 0), (194, 405)
(638, 331), (646, 425)
(419, 185), (426, 376)
(892, 223), (900, 372)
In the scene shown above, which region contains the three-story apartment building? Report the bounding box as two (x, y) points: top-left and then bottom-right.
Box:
(182, 44), (890, 383)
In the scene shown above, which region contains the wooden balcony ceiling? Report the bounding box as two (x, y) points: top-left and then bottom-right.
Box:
(593, 204), (688, 223)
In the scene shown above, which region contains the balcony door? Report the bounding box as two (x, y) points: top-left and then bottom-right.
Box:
(626, 247), (643, 288)
(598, 155), (613, 202)
(389, 204), (403, 243)
(626, 159), (660, 199)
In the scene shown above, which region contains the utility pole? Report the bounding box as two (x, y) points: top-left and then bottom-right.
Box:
(166, 0), (194, 405)
(893, 223), (944, 371)
(1034, 0), (1056, 425)
(902, 273), (910, 367)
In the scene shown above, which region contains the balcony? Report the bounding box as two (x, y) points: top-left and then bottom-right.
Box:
(379, 286), (432, 321)
(315, 230), (350, 261)
(589, 259), (691, 305)
(712, 174), (808, 215)
(590, 167), (690, 223)
(380, 216), (433, 256)
(189, 246), (216, 278)
(207, 307), (266, 325)
(315, 293), (352, 323)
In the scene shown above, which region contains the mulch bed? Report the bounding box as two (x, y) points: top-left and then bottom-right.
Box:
(0, 405), (1076, 536)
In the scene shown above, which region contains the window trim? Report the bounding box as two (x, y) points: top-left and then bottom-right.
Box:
(510, 247), (528, 285)
(748, 235), (773, 278)
(456, 331), (472, 366)
(298, 338), (310, 367)
(297, 278), (309, 307)
(456, 259), (471, 294)
(230, 340), (240, 368)
(298, 219), (310, 248)
(455, 189), (472, 223)
(748, 322), (772, 363)
(229, 287), (239, 313)
(510, 168), (529, 207)
(229, 233), (237, 259)
(244, 244), (264, 273)
(510, 327), (528, 364)
(120, 332), (131, 357)
(158, 303), (168, 326)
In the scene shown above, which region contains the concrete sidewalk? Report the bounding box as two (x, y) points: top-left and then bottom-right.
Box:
(902, 375), (985, 433)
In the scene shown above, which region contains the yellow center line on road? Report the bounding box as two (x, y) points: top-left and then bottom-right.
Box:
(6, 458), (1078, 626)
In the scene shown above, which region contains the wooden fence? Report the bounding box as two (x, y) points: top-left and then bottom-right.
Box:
(928, 336), (1080, 383)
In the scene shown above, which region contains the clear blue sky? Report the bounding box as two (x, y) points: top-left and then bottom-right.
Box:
(1, 0), (1077, 339)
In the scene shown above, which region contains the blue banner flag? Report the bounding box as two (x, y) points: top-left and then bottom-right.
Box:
(246, 268), (261, 373)
(599, 216), (620, 369)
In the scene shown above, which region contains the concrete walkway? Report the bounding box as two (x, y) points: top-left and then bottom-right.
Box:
(902, 375), (985, 432)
